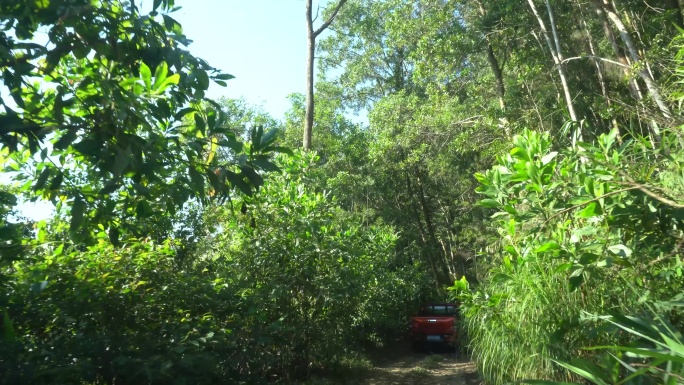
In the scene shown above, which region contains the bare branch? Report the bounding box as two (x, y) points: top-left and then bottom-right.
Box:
(313, 0), (348, 38)
(562, 55), (630, 68)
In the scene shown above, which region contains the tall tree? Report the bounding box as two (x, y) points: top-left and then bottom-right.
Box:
(527, 0), (578, 127)
(591, 0), (672, 121)
(304, 0), (348, 150)
(474, 0), (506, 112)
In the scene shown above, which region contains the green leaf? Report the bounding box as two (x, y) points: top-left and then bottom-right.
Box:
(218, 137), (243, 153)
(33, 168), (51, 191)
(70, 197), (86, 231)
(503, 205), (518, 215)
(153, 61), (169, 91)
(579, 253), (600, 265)
(195, 69), (210, 90)
(162, 14), (183, 34)
(135, 201), (153, 218)
(225, 171), (252, 196)
(54, 129), (78, 150)
(535, 241), (560, 253)
(194, 114), (206, 135)
(174, 107), (195, 120)
(0, 192), (17, 206)
(49, 171), (64, 190)
(252, 157), (281, 172)
(73, 139), (100, 157)
(189, 167), (204, 192)
(526, 161), (539, 182)
(607, 244), (632, 258)
(262, 146), (293, 156)
(260, 127), (279, 148)
(155, 73), (180, 94)
(556, 358), (611, 385)
(140, 62), (152, 91)
(576, 202), (602, 218)
(240, 166), (264, 188)
(492, 273), (513, 283)
(215, 73), (235, 80)
(479, 199), (501, 208)
(109, 226), (120, 247)
(153, 0), (162, 11)
(569, 274), (584, 291)
(554, 263), (574, 273)
(112, 147), (132, 177)
(3, 311), (16, 343)
(100, 182), (120, 195)
(541, 151), (558, 165)
(510, 147), (529, 161)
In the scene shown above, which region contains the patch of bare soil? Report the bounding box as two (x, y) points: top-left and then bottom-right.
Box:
(361, 344), (479, 385)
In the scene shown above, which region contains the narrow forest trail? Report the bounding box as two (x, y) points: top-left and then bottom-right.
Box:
(359, 344), (479, 385)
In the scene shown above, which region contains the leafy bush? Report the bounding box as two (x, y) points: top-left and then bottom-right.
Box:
(455, 128), (684, 384)
(199, 151), (431, 379)
(1, 152), (430, 384)
(2, 238), (243, 384)
(523, 301), (684, 385)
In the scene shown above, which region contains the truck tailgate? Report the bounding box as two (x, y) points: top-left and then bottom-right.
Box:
(412, 317), (454, 334)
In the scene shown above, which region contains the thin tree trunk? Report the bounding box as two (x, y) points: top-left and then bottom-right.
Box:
(475, 0), (506, 111)
(598, 0), (672, 120)
(576, 0), (618, 131)
(594, 4), (642, 99)
(304, 23), (315, 150)
(486, 44), (506, 111)
(577, 2), (607, 99)
(303, 0), (348, 150)
(527, 0), (579, 142)
(415, 170), (448, 284)
(527, 0), (577, 118)
(405, 172), (440, 287)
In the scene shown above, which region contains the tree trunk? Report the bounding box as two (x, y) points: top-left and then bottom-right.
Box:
(304, 25), (315, 150)
(486, 44), (506, 111)
(416, 171), (448, 284)
(598, 0), (672, 120)
(577, 1), (607, 99)
(405, 172), (441, 288)
(527, 0), (579, 140)
(303, 0), (348, 151)
(475, 0), (506, 111)
(594, 4), (642, 99)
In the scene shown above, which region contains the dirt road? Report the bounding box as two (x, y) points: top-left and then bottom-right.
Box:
(360, 345), (479, 385)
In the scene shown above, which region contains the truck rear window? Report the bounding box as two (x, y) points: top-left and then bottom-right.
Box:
(420, 305), (456, 316)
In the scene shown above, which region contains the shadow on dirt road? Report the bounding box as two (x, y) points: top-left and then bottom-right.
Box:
(361, 343), (479, 385)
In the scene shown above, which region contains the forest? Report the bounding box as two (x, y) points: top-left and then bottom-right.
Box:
(1, 0), (684, 384)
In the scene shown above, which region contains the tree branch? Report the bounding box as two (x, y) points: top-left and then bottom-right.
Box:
(561, 55), (630, 68)
(313, 0), (348, 38)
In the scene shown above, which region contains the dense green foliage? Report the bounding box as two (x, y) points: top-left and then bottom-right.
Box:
(3, 0), (684, 384)
(2, 153), (430, 384)
(0, 1), (431, 383)
(455, 128), (684, 383)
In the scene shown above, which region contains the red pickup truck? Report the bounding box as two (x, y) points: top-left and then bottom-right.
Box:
(410, 303), (458, 352)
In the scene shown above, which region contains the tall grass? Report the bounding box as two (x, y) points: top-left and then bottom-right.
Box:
(457, 128), (684, 384)
(463, 260), (642, 384)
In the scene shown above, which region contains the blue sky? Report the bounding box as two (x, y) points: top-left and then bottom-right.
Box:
(171, 0), (317, 118)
